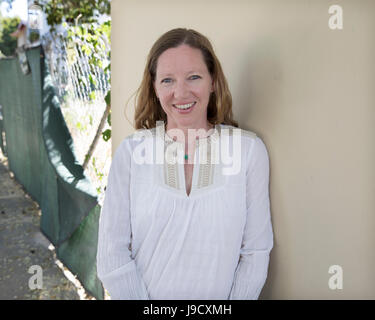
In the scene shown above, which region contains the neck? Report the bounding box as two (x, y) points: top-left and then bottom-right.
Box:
(165, 121), (214, 146)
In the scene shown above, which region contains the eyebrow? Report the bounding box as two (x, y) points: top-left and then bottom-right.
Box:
(158, 70), (202, 77)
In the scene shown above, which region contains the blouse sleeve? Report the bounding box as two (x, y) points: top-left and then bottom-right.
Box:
(96, 138), (149, 300)
(228, 136), (274, 300)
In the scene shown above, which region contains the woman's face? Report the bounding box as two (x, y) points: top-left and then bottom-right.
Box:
(153, 44), (214, 130)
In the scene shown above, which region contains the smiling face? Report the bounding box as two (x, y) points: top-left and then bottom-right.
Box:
(153, 44), (214, 130)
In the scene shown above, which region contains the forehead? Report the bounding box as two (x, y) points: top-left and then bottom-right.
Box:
(156, 44), (208, 76)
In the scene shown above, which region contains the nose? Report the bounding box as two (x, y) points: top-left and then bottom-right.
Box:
(173, 80), (190, 100)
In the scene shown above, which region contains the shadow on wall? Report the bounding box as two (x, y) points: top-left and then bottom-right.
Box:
(235, 38), (284, 299)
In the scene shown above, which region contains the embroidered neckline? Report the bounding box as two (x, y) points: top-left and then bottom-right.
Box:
(163, 125), (221, 194)
(140, 123), (258, 198)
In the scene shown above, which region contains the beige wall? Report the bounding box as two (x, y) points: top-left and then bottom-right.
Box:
(112, 0), (375, 299)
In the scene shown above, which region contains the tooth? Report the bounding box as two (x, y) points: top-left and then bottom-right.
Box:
(175, 102), (194, 109)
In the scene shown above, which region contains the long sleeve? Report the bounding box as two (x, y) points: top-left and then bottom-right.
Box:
(96, 138), (149, 300)
(228, 136), (274, 300)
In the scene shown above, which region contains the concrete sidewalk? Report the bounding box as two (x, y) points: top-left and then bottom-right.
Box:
(0, 150), (92, 300)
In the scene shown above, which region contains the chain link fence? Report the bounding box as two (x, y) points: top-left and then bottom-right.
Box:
(41, 23), (111, 205)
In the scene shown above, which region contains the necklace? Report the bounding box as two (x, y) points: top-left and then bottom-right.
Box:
(165, 123), (214, 162)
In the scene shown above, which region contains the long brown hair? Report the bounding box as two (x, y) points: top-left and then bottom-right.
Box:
(131, 28), (238, 130)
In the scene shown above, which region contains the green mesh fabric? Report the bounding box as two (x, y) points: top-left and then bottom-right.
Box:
(0, 104), (5, 155)
(0, 46), (104, 300)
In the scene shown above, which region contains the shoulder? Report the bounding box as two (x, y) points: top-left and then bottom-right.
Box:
(126, 127), (157, 142)
(112, 128), (157, 167)
(117, 127), (157, 151)
(218, 124), (269, 167)
(219, 124), (257, 140)
(247, 135), (270, 173)
(218, 124), (258, 153)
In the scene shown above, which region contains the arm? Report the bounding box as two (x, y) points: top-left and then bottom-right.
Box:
(228, 136), (274, 300)
(96, 138), (149, 300)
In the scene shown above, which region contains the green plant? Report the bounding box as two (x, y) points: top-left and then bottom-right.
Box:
(0, 16), (20, 56)
(29, 30), (40, 43)
(66, 21), (111, 91)
(35, 0), (112, 188)
(34, 0), (110, 31)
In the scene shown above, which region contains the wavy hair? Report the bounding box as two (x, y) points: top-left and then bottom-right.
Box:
(130, 28), (238, 129)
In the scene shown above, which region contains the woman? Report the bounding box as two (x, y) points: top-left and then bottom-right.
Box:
(97, 28), (273, 300)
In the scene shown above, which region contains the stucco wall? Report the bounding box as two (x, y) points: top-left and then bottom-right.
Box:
(111, 0), (375, 299)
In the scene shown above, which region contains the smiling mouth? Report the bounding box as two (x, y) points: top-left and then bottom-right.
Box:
(173, 102), (196, 111)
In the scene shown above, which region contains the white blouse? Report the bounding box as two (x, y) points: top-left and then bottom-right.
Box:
(96, 124), (273, 300)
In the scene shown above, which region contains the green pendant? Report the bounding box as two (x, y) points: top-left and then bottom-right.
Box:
(184, 154), (188, 160)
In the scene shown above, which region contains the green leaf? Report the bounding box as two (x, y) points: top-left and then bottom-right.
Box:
(89, 91), (96, 100)
(104, 63), (111, 73)
(81, 44), (91, 56)
(104, 91), (110, 106)
(107, 112), (111, 126)
(102, 129), (111, 142)
(89, 74), (97, 87)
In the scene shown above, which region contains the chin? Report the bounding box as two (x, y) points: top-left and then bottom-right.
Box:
(173, 121), (193, 129)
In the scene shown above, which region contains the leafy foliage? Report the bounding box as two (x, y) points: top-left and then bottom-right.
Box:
(35, 0), (110, 30)
(29, 30), (40, 43)
(0, 16), (20, 56)
(36, 0), (113, 147)
(66, 20), (110, 68)
(67, 21), (112, 143)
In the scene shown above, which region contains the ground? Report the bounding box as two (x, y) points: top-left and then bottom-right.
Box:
(0, 149), (94, 300)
